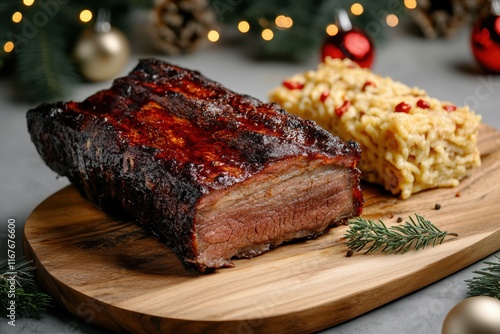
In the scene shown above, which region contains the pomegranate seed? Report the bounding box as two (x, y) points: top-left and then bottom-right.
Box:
(283, 80), (304, 90)
(320, 90), (330, 102)
(362, 81), (376, 91)
(335, 100), (351, 117)
(416, 99), (430, 109)
(443, 104), (457, 112)
(395, 102), (411, 113)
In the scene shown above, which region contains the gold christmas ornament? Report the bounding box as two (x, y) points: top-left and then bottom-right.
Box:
(74, 9), (130, 82)
(442, 296), (500, 334)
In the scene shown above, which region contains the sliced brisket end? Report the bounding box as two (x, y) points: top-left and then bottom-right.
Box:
(194, 157), (362, 270)
(27, 58), (363, 273)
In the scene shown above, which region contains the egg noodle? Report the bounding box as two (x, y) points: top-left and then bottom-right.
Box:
(269, 58), (481, 199)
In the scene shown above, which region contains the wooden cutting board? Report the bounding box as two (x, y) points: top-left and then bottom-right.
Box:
(24, 124), (500, 334)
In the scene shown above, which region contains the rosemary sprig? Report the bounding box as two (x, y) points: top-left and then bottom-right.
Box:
(1, 257), (52, 319)
(344, 214), (458, 254)
(465, 256), (500, 299)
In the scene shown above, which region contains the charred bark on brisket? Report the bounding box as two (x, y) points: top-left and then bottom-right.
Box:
(27, 58), (363, 273)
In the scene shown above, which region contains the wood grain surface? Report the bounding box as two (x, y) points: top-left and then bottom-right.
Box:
(24, 124), (500, 334)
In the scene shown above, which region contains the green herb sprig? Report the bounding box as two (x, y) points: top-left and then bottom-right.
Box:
(465, 256), (500, 299)
(1, 258), (52, 318)
(345, 214), (458, 254)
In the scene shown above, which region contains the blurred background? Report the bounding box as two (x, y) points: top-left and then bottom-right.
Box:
(0, 0), (499, 103)
(1, 1), (499, 333)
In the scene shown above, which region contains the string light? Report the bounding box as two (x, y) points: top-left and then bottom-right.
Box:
(386, 14), (399, 27)
(79, 9), (93, 23)
(3, 41), (14, 53)
(261, 29), (274, 41)
(350, 3), (364, 16)
(404, 0), (417, 9)
(326, 24), (339, 36)
(23, 0), (35, 6)
(238, 21), (250, 33)
(275, 15), (293, 29)
(12, 12), (23, 23)
(207, 30), (220, 42)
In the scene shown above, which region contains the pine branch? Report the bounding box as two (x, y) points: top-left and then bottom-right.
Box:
(0, 1), (18, 72)
(465, 256), (500, 299)
(345, 214), (458, 254)
(15, 22), (78, 102)
(1, 0), (144, 100)
(0, 282), (52, 319)
(209, 0), (407, 61)
(126, 0), (154, 8)
(1, 258), (52, 319)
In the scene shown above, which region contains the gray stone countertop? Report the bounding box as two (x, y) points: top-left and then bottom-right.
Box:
(1, 21), (499, 334)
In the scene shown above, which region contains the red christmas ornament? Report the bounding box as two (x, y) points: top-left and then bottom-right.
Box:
(471, 0), (500, 73)
(321, 9), (375, 68)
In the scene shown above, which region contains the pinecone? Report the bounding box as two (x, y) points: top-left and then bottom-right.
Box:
(151, 0), (217, 55)
(409, 0), (484, 38)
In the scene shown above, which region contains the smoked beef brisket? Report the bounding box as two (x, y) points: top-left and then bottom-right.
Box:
(27, 58), (363, 273)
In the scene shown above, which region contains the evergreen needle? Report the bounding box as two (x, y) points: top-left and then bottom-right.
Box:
(344, 214), (458, 254)
(465, 256), (500, 299)
(1, 257), (52, 319)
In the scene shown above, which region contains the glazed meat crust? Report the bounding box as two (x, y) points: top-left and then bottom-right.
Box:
(27, 58), (363, 272)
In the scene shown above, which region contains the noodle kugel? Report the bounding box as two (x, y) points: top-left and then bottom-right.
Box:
(269, 58), (481, 199)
